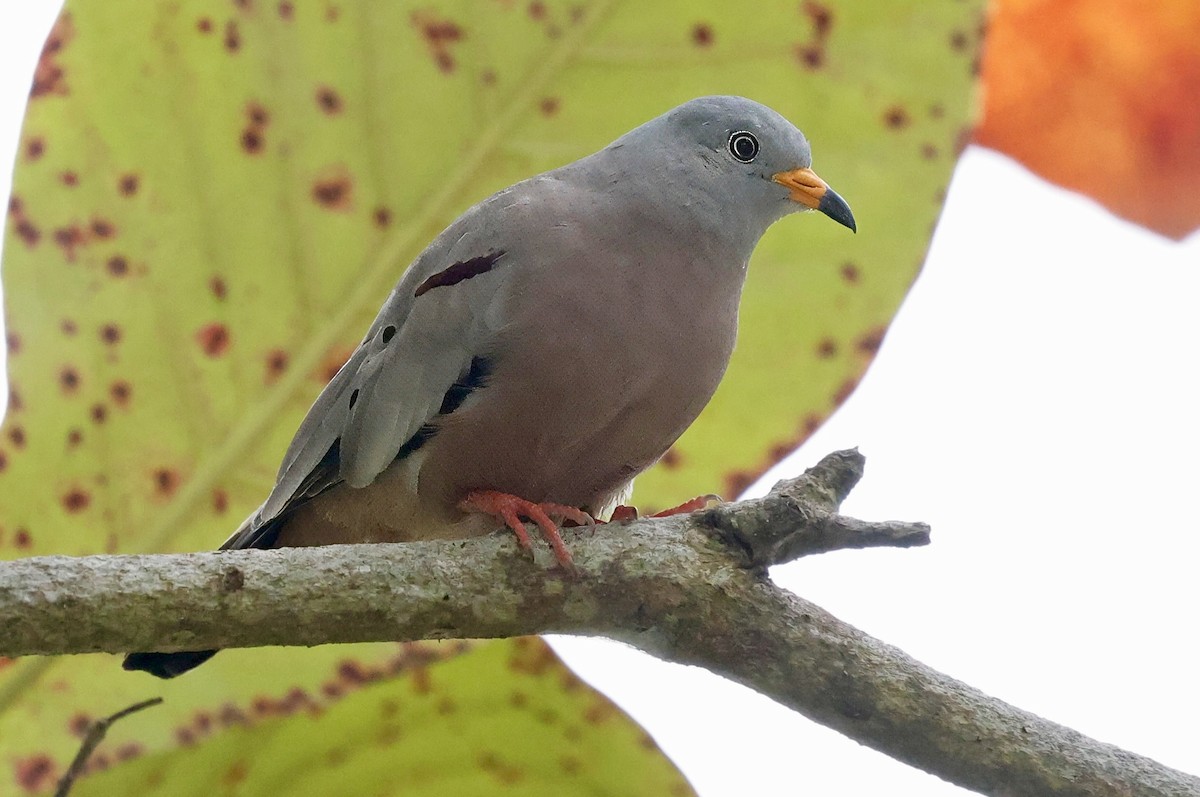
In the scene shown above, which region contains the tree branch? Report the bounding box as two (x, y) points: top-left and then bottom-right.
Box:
(0, 450), (1195, 797)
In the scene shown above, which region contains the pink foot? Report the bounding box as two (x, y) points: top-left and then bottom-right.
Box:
(609, 495), (723, 522)
(460, 490), (594, 569)
(650, 494), (723, 518)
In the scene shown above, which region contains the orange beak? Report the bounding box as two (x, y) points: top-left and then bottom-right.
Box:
(772, 167), (856, 232)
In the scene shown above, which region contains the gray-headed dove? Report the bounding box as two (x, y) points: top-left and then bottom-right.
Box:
(124, 95), (855, 678)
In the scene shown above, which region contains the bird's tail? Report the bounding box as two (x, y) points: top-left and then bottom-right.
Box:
(123, 506), (274, 679)
(122, 649), (218, 678)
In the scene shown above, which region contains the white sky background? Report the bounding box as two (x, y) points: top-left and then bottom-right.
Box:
(3, 4), (1200, 796)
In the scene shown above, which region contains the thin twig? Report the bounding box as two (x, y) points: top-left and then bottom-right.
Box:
(53, 697), (164, 797)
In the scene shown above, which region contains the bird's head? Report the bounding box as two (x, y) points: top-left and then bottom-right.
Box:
(611, 96), (856, 241)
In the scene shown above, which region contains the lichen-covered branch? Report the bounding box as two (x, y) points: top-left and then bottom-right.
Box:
(0, 450), (1195, 797)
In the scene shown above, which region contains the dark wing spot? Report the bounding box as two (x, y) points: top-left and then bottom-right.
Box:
(414, 250), (505, 297)
(348, 388), (359, 409)
(395, 425), (436, 460)
(381, 325), (396, 344)
(396, 356), (492, 462)
(439, 356), (491, 414)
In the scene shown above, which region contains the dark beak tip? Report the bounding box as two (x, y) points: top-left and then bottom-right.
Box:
(817, 188), (856, 234)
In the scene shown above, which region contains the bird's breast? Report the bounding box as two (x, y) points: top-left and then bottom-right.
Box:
(418, 243), (744, 514)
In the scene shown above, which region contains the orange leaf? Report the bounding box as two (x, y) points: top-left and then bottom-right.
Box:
(976, 0), (1200, 239)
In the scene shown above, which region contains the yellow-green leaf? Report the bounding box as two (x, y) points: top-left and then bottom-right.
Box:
(0, 0), (981, 793)
(62, 640), (692, 797)
(0, 0), (980, 555)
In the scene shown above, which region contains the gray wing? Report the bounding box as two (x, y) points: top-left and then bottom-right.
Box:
(220, 194), (524, 550)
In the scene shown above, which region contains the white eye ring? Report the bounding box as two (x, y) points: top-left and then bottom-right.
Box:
(728, 131), (759, 163)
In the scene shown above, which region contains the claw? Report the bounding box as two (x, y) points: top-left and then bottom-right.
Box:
(609, 505), (639, 523)
(459, 491), (593, 570)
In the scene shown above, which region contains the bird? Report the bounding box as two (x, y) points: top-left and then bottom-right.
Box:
(123, 95), (855, 678)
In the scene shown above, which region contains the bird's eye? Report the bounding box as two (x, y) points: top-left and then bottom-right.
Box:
(728, 131), (759, 163)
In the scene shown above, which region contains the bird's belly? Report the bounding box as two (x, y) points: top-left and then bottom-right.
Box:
(418, 305), (736, 513)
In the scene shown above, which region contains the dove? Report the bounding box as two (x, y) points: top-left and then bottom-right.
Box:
(123, 95), (855, 678)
